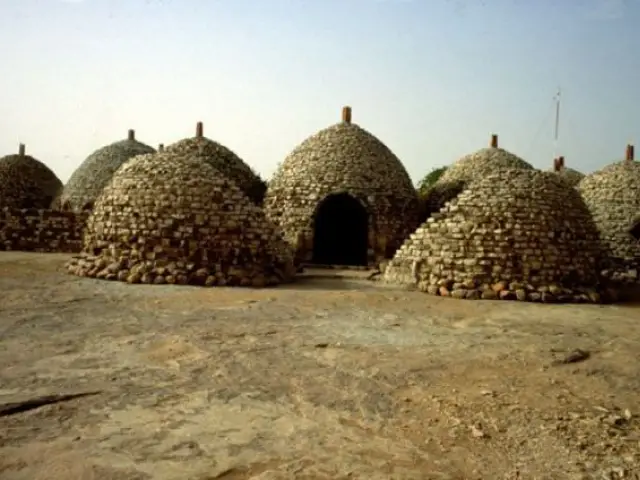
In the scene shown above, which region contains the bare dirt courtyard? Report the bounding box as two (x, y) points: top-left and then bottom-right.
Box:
(1, 253), (640, 480)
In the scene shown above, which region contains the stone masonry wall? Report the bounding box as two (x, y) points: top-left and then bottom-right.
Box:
(165, 123), (267, 205)
(56, 130), (156, 212)
(437, 137), (534, 186)
(265, 110), (420, 266)
(0, 207), (87, 253)
(384, 169), (606, 303)
(577, 156), (640, 283)
(0, 145), (63, 210)
(67, 151), (296, 287)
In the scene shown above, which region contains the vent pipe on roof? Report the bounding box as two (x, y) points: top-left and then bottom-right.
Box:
(626, 144), (635, 161)
(342, 106), (352, 124)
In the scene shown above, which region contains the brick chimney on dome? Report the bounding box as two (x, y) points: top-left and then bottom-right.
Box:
(342, 106), (352, 124)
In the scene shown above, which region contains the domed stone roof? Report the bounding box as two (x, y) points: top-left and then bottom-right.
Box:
(0, 143), (62, 209)
(165, 122), (266, 205)
(577, 145), (640, 281)
(66, 150), (296, 287)
(547, 156), (584, 187)
(437, 134), (534, 185)
(384, 168), (605, 303)
(264, 106), (420, 266)
(56, 129), (155, 212)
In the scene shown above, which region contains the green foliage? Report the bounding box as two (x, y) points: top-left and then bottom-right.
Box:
(416, 166), (448, 195)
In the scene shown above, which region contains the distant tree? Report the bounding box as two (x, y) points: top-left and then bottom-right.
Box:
(416, 166), (448, 196)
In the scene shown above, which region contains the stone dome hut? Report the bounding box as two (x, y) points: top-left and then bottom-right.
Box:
(425, 134), (535, 216)
(437, 134), (534, 185)
(66, 149), (295, 287)
(548, 156), (584, 187)
(56, 129), (155, 212)
(577, 144), (640, 282)
(264, 106), (421, 267)
(0, 143), (63, 209)
(165, 122), (267, 205)
(384, 168), (605, 303)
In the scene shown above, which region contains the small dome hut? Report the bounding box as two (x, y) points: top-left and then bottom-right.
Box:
(437, 134), (534, 185)
(548, 156), (584, 187)
(384, 168), (605, 303)
(426, 134), (535, 216)
(577, 144), (640, 282)
(0, 143), (62, 209)
(56, 129), (155, 212)
(66, 149), (295, 287)
(164, 122), (266, 205)
(264, 106), (421, 267)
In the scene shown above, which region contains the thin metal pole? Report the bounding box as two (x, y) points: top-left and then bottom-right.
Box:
(553, 87), (561, 159)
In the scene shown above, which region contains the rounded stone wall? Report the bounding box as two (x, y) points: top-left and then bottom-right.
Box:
(384, 168), (605, 303)
(0, 144), (62, 209)
(264, 106), (421, 266)
(56, 129), (155, 212)
(425, 134), (535, 216)
(437, 134), (534, 186)
(66, 150), (296, 287)
(165, 122), (266, 205)
(577, 145), (640, 282)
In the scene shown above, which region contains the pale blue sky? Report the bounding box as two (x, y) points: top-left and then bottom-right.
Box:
(1, 0), (639, 184)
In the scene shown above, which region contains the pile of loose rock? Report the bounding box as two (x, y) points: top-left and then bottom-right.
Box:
(165, 122), (267, 205)
(66, 150), (296, 287)
(577, 147), (640, 283)
(384, 168), (607, 303)
(0, 144), (63, 209)
(264, 106), (421, 264)
(55, 130), (155, 212)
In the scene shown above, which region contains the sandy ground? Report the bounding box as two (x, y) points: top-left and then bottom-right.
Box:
(1, 253), (640, 480)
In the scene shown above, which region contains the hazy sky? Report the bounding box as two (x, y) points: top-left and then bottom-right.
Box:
(1, 0), (639, 184)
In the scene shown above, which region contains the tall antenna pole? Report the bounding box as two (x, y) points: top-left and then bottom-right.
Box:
(553, 87), (561, 158)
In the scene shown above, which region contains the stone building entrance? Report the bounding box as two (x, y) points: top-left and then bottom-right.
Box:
(630, 219), (640, 241)
(312, 193), (368, 266)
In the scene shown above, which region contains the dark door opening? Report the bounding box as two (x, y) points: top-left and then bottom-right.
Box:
(312, 193), (368, 266)
(630, 220), (640, 241)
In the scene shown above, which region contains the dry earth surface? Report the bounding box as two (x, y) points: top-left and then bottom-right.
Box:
(1, 252), (640, 480)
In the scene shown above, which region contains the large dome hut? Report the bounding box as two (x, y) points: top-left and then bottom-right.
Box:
(384, 168), (605, 303)
(424, 134), (535, 216)
(264, 106), (421, 267)
(0, 143), (62, 209)
(577, 144), (640, 282)
(548, 156), (584, 187)
(165, 122), (266, 205)
(56, 129), (155, 212)
(66, 149), (295, 287)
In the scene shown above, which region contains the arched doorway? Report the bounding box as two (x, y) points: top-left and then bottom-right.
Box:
(312, 193), (369, 266)
(630, 218), (640, 241)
